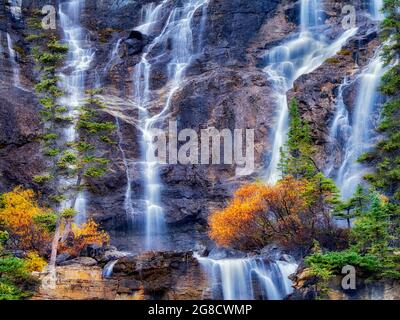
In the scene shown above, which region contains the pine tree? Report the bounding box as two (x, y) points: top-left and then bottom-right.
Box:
(351, 193), (391, 258)
(279, 98), (319, 179)
(334, 185), (369, 228)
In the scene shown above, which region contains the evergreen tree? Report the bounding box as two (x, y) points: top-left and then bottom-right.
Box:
(351, 192), (391, 257)
(279, 98), (319, 179)
(334, 185), (369, 228)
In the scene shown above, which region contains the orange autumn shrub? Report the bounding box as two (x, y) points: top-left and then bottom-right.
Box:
(209, 182), (272, 249)
(209, 176), (338, 251)
(0, 187), (54, 254)
(60, 220), (109, 256)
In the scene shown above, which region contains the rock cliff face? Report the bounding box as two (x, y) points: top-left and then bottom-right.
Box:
(0, 0), (392, 299)
(2, 0), (295, 252)
(290, 267), (400, 300)
(35, 251), (207, 300)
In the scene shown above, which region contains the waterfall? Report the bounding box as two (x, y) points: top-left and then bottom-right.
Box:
(103, 260), (118, 278)
(6, 33), (21, 88)
(325, 79), (352, 179)
(103, 39), (122, 79)
(328, 1), (385, 199)
(300, 0), (322, 31)
(131, 0), (209, 250)
(369, 0), (384, 21)
(333, 53), (385, 199)
(197, 256), (298, 300)
(264, 0), (357, 183)
(116, 117), (135, 220)
(58, 0), (94, 223)
(7, 0), (22, 21)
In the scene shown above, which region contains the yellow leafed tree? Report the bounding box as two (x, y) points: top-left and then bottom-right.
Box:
(0, 187), (54, 254)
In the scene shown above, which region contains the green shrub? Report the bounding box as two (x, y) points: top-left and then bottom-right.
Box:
(57, 151), (78, 168)
(33, 212), (57, 233)
(32, 175), (53, 184)
(84, 167), (107, 178)
(305, 250), (382, 274)
(44, 148), (60, 157)
(0, 256), (38, 300)
(47, 40), (68, 54)
(25, 34), (45, 42)
(78, 120), (116, 134)
(61, 208), (77, 219)
(42, 133), (58, 141)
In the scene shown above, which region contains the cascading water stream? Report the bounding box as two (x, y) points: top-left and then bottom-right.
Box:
(370, 0), (384, 21)
(7, 0), (22, 21)
(6, 33), (21, 88)
(131, 0), (209, 250)
(103, 39), (122, 79)
(334, 54), (385, 198)
(324, 78), (352, 179)
(264, 0), (357, 183)
(103, 260), (119, 278)
(327, 0), (386, 199)
(196, 255), (298, 300)
(300, 0), (322, 31)
(116, 117), (135, 219)
(58, 0), (94, 223)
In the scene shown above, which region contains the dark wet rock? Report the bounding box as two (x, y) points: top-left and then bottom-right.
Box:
(0, 83), (45, 192)
(124, 31), (149, 55)
(56, 253), (72, 265)
(112, 251), (208, 299)
(79, 244), (106, 261)
(289, 266), (400, 300)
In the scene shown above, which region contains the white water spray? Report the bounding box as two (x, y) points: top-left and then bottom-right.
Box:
(103, 39), (122, 78)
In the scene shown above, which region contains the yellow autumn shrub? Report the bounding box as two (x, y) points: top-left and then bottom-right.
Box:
(24, 251), (47, 272)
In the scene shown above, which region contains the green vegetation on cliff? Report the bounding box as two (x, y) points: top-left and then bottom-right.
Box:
(361, 0), (400, 201)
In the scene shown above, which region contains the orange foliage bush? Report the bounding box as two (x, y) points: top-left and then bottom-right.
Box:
(209, 176), (339, 251)
(0, 187), (53, 254)
(59, 220), (110, 256)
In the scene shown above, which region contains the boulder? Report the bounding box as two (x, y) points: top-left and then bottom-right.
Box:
(59, 257), (98, 267)
(56, 253), (72, 265)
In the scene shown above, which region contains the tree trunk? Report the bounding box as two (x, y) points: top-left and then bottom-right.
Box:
(49, 219), (62, 269)
(60, 172), (83, 242)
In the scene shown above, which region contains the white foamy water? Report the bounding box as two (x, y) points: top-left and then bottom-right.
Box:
(264, 0), (357, 183)
(6, 33), (21, 88)
(58, 0), (94, 223)
(327, 0), (386, 199)
(131, 0), (209, 250)
(197, 255), (298, 300)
